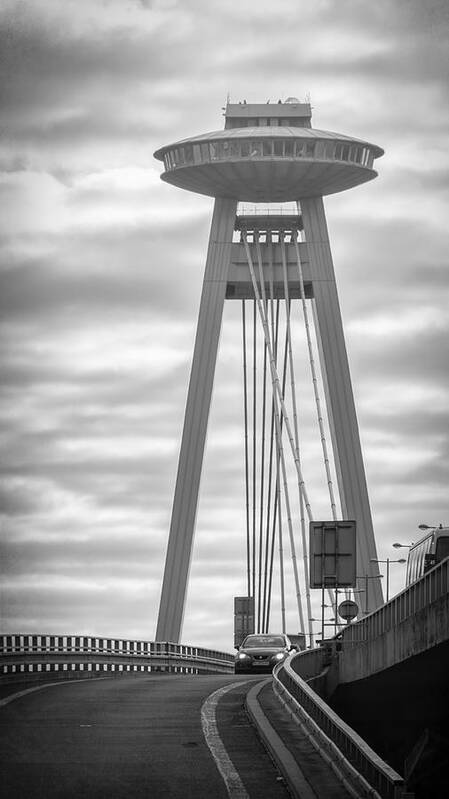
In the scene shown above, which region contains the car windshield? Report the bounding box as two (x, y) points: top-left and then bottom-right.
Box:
(242, 635), (285, 648)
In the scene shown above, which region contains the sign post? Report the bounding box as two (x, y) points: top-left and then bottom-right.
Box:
(233, 596), (254, 648)
(309, 521), (357, 642)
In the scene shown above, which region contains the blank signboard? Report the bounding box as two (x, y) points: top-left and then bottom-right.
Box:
(309, 520), (357, 588)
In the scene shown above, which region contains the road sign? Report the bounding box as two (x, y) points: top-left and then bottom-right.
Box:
(309, 520), (357, 588)
(338, 600), (359, 621)
(234, 596), (254, 648)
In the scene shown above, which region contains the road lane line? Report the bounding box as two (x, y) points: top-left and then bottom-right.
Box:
(0, 677), (108, 708)
(201, 681), (251, 799)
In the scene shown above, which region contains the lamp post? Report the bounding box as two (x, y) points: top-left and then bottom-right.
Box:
(356, 574), (383, 614)
(370, 558), (406, 602)
(310, 607), (336, 645)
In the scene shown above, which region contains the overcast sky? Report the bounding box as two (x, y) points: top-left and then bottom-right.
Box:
(1, 0), (448, 652)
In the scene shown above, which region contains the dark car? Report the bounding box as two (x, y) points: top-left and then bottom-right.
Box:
(234, 633), (294, 674)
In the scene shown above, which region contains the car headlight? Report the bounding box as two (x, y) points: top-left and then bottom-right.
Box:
(273, 652), (286, 661)
(237, 653), (250, 660)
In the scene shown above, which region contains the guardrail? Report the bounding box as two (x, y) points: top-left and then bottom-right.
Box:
(339, 556), (449, 648)
(0, 634), (234, 681)
(273, 656), (413, 799)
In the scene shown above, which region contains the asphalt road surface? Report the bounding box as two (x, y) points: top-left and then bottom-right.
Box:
(0, 674), (290, 798)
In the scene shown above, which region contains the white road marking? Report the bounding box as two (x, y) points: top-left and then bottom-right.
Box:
(0, 677), (108, 708)
(201, 681), (251, 799)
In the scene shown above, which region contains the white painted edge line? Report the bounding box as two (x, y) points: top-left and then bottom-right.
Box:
(0, 676), (109, 709)
(245, 679), (318, 799)
(201, 680), (251, 799)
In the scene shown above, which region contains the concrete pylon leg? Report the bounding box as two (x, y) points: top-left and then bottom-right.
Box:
(156, 198), (238, 642)
(301, 196), (383, 611)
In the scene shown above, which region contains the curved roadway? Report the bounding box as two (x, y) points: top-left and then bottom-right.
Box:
(0, 674), (290, 798)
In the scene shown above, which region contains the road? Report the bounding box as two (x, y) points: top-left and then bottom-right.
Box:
(0, 674), (290, 798)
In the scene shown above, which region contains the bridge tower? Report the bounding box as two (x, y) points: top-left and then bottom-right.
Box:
(154, 99), (384, 643)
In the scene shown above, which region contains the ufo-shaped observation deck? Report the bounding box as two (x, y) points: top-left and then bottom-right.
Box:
(154, 126), (384, 203)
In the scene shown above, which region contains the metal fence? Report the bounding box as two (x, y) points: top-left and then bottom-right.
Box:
(0, 634), (234, 680)
(274, 657), (411, 799)
(338, 556), (449, 648)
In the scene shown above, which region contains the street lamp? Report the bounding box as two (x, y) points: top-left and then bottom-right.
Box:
(392, 542), (413, 549)
(370, 558), (406, 601)
(418, 523), (443, 531)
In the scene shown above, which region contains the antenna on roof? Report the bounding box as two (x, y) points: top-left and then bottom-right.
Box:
(222, 91), (231, 114)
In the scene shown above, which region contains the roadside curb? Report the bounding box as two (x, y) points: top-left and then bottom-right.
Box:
(245, 679), (318, 799)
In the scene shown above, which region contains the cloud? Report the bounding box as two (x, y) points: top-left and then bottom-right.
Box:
(0, 0), (448, 649)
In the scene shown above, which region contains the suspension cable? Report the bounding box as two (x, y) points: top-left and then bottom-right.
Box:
(277, 472), (286, 634)
(266, 315), (290, 632)
(295, 206), (344, 610)
(252, 299), (257, 606)
(265, 453), (279, 633)
(242, 300), (251, 598)
(280, 236), (314, 646)
(255, 234), (305, 632)
(242, 232), (313, 523)
(257, 316), (268, 632)
(262, 279), (279, 633)
(293, 211), (338, 521)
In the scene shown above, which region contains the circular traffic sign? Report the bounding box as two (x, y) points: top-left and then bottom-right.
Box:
(338, 600), (359, 621)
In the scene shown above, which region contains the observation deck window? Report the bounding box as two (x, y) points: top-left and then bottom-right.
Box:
(322, 141), (335, 160)
(262, 140), (273, 156)
(250, 141), (263, 156)
(200, 142), (210, 162)
(163, 136), (373, 172)
(349, 145), (359, 163)
(296, 140), (315, 157)
(182, 144), (193, 165)
(361, 147), (372, 167)
(226, 117), (308, 128)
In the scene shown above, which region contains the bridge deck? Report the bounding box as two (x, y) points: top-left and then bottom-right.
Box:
(0, 672), (355, 799)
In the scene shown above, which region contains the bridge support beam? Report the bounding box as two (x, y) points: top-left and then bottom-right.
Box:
(156, 198), (237, 643)
(301, 197), (383, 611)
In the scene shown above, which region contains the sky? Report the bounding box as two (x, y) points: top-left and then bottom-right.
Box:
(1, 0), (448, 652)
